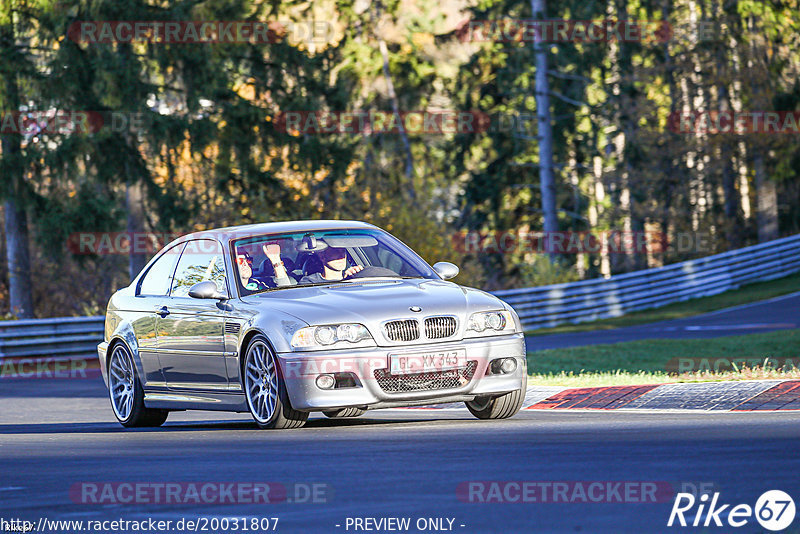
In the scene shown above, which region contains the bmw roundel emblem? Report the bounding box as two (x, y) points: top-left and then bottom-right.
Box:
(409, 306), (422, 312)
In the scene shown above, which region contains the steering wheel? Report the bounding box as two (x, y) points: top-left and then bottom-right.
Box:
(344, 266), (398, 279)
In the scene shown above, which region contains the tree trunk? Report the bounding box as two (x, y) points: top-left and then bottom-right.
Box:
(618, 0), (647, 271)
(530, 0), (558, 257)
(720, 137), (742, 247)
(4, 199), (34, 318)
(126, 179), (147, 280)
(713, 0), (743, 248)
(377, 38), (416, 203)
(1, 13), (34, 318)
(753, 154), (778, 242)
(660, 0), (678, 264)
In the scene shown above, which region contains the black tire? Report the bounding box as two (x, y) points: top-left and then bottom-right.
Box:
(323, 407), (366, 418)
(108, 343), (169, 428)
(465, 386), (525, 420)
(138, 408), (169, 427)
(243, 335), (308, 429)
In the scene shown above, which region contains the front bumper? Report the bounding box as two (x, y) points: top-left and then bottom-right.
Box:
(276, 333), (526, 411)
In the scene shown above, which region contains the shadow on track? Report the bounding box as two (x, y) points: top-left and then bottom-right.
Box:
(0, 415), (447, 434)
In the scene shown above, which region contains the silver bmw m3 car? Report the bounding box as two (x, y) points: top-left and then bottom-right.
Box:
(98, 220), (527, 429)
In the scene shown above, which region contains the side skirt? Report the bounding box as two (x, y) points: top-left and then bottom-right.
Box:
(144, 391), (248, 412)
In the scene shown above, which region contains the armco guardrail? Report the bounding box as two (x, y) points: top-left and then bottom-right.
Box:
(0, 315), (104, 362)
(494, 233), (800, 330)
(1, 234), (798, 361)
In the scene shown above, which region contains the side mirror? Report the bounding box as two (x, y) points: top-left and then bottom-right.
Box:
(432, 261), (459, 280)
(188, 280), (227, 300)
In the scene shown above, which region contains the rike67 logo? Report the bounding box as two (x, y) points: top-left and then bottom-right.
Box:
(668, 490), (796, 531)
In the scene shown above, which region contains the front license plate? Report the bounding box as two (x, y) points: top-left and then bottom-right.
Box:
(389, 349), (467, 375)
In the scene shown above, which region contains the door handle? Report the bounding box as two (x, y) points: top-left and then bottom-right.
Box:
(156, 306), (170, 318)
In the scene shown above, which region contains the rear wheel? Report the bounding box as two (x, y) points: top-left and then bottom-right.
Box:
(465, 386), (525, 420)
(108, 343), (168, 428)
(323, 407), (366, 418)
(244, 335), (308, 429)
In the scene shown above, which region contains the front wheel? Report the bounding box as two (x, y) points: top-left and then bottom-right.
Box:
(243, 335), (308, 429)
(108, 343), (168, 428)
(465, 386), (525, 420)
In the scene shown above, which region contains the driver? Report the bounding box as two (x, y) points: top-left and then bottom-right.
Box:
(300, 246), (363, 284)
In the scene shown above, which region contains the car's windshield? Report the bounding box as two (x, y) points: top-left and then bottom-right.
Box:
(231, 228), (437, 296)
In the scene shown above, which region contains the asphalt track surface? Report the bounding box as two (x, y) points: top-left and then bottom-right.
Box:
(1, 379), (799, 533)
(525, 291), (800, 351)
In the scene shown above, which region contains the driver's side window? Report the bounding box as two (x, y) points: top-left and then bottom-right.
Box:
(170, 240), (228, 298)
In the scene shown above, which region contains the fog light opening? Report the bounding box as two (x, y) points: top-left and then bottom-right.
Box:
(500, 358), (517, 374)
(316, 374), (336, 390)
(333, 372), (359, 389)
(489, 357), (517, 375)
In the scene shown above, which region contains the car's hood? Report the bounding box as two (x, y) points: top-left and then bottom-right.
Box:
(240, 278), (506, 328)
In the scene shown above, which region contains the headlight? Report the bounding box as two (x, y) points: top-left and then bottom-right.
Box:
(466, 310), (515, 335)
(291, 323), (373, 349)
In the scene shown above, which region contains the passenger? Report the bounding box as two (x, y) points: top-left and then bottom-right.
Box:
(261, 243), (297, 287)
(236, 252), (269, 292)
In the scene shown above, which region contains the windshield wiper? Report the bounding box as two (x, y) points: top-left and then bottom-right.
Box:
(339, 276), (425, 282)
(263, 280), (349, 292)
(246, 276), (423, 295)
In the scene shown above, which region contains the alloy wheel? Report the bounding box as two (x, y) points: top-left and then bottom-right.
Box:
(245, 340), (279, 423)
(109, 345), (136, 421)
